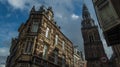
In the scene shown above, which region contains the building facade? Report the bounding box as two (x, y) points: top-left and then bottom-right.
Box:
(92, 0), (120, 66)
(6, 6), (74, 67)
(73, 48), (86, 67)
(81, 4), (108, 67)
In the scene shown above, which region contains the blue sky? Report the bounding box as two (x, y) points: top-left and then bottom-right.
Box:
(0, 0), (112, 63)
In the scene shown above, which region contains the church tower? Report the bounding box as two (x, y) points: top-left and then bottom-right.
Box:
(81, 4), (108, 67)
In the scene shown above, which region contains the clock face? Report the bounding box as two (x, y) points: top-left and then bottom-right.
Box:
(100, 57), (107, 63)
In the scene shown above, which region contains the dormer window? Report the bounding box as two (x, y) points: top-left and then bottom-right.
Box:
(31, 22), (39, 32)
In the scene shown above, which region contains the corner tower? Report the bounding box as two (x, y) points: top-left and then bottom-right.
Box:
(81, 4), (108, 67)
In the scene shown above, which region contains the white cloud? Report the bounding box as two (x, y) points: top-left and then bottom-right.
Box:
(0, 65), (5, 67)
(7, 0), (39, 10)
(8, 0), (25, 9)
(71, 14), (79, 20)
(0, 47), (9, 56)
(56, 13), (63, 19)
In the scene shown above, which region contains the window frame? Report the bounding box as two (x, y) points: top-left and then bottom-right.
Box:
(31, 22), (39, 32)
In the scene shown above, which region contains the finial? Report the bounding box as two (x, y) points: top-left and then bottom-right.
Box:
(39, 5), (46, 11)
(48, 6), (52, 10)
(40, 5), (44, 10)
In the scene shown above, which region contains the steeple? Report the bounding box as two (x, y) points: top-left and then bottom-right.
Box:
(82, 4), (91, 19)
(81, 4), (95, 28)
(81, 3), (108, 67)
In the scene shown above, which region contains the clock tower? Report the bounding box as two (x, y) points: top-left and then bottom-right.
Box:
(81, 4), (108, 67)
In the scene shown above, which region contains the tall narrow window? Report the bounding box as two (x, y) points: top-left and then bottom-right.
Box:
(45, 27), (50, 38)
(48, 15), (51, 20)
(54, 50), (58, 64)
(89, 35), (94, 42)
(43, 45), (48, 59)
(62, 41), (65, 50)
(25, 41), (33, 54)
(62, 56), (65, 67)
(31, 22), (39, 32)
(55, 35), (58, 45)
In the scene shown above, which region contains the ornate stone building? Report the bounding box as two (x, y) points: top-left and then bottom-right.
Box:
(6, 6), (74, 67)
(81, 4), (108, 67)
(73, 48), (86, 67)
(92, 0), (120, 66)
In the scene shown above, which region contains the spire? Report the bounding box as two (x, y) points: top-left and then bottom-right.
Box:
(81, 4), (95, 28)
(83, 4), (88, 11)
(82, 4), (91, 19)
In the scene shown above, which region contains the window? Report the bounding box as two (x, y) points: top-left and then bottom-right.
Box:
(54, 50), (58, 64)
(20, 63), (30, 67)
(89, 35), (94, 42)
(74, 57), (76, 64)
(25, 41), (33, 54)
(31, 22), (39, 32)
(62, 56), (65, 67)
(62, 41), (65, 50)
(44, 23), (46, 28)
(99, 3), (117, 28)
(48, 15), (51, 20)
(45, 27), (50, 38)
(55, 35), (58, 45)
(51, 29), (53, 33)
(43, 45), (48, 59)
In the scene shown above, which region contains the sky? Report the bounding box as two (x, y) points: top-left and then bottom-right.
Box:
(0, 0), (113, 65)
